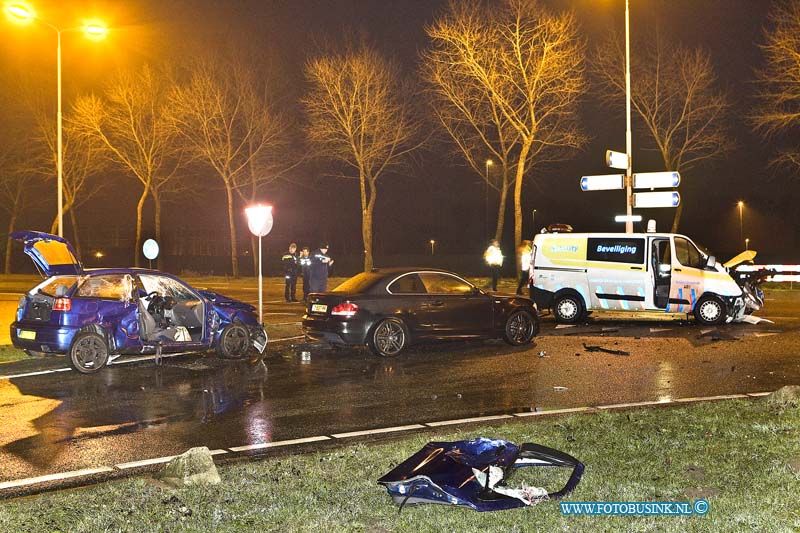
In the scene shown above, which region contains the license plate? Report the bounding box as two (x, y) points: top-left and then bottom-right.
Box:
(18, 330), (36, 340)
(311, 304), (328, 313)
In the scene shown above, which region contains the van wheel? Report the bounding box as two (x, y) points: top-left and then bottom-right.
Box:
(69, 332), (109, 374)
(554, 293), (584, 324)
(695, 295), (725, 325)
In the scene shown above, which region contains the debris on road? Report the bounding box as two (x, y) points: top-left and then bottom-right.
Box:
(377, 438), (584, 511)
(697, 329), (739, 342)
(538, 350), (547, 358)
(157, 447), (221, 488)
(582, 343), (630, 356)
(649, 327), (672, 333)
(739, 315), (775, 325)
(553, 386), (569, 391)
(555, 324), (576, 329)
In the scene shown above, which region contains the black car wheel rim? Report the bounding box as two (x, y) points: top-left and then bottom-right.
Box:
(375, 321), (405, 356)
(223, 326), (249, 356)
(508, 313), (533, 343)
(74, 336), (105, 369)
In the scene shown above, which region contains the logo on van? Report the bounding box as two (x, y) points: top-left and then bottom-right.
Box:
(551, 245), (579, 253)
(596, 244), (637, 255)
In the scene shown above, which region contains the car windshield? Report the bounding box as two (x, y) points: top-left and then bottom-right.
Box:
(332, 272), (384, 293)
(37, 276), (79, 297)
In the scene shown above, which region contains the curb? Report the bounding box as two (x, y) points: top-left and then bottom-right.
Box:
(0, 391), (773, 498)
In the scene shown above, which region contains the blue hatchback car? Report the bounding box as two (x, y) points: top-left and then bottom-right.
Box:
(10, 231), (267, 373)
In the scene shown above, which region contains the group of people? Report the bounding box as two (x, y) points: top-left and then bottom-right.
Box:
(281, 243), (334, 303)
(483, 238), (532, 295)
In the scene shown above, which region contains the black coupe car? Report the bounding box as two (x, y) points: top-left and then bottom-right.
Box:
(302, 268), (539, 357)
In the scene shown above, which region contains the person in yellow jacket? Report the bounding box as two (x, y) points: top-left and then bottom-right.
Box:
(516, 240), (532, 295)
(484, 239), (503, 291)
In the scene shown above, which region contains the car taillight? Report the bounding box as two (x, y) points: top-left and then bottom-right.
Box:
(53, 298), (72, 311)
(331, 302), (358, 317)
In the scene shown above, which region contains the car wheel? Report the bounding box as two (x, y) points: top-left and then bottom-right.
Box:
(554, 293), (584, 324)
(216, 323), (251, 359)
(694, 295), (726, 325)
(69, 332), (109, 374)
(503, 311), (537, 346)
(368, 318), (408, 357)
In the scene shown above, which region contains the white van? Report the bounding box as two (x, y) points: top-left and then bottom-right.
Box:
(529, 231), (746, 325)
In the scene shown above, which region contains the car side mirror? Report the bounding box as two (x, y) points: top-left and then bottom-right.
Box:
(706, 255), (716, 269)
(658, 264), (671, 275)
(471, 286), (483, 296)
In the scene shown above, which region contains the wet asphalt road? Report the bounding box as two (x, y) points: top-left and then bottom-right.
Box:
(0, 282), (798, 486)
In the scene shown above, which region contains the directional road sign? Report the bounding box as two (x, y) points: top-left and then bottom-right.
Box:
(632, 191), (681, 208)
(605, 150), (629, 170)
(633, 171), (681, 189)
(580, 174), (624, 191)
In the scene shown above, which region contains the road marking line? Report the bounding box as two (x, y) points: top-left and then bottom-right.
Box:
(746, 391), (772, 397)
(0, 367), (72, 380)
(228, 435), (331, 452)
(425, 415), (514, 427)
(271, 335), (305, 343)
(331, 424), (425, 439)
(675, 394), (748, 402)
(597, 400), (672, 410)
(513, 407), (592, 417)
(0, 466), (114, 490)
(115, 456), (175, 469)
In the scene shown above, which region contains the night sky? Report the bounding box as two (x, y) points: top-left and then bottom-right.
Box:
(1, 0), (796, 274)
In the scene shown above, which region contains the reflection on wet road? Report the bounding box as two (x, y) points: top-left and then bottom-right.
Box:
(0, 291), (798, 484)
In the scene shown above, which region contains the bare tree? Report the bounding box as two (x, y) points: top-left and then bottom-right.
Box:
(303, 45), (422, 271)
(170, 57), (284, 278)
(27, 109), (108, 258)
(595, 34), (732, 232)
(71, 65), (180, 266)
(752, 0), (800, 172)
(427, 0), (587, 252)
(422, 4), (521, 241)
(0, 140), (38, 274)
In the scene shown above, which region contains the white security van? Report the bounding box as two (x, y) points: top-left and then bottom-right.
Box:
(529, 231), (746, 325)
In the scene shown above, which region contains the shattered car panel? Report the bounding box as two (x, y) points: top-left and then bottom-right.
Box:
(378, 438), (584, 512)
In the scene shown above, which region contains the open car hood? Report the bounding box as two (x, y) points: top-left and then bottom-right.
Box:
(723, 250), (757, 269)
(11, 230), (83, 277)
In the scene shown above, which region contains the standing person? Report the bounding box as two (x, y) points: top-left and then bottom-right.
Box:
(299, 246), (312, 302)
(281, 243), (299, 302)
(484, 239), (503, 292)
(309, 243), (334, 294)
(516, 240), (532, 295)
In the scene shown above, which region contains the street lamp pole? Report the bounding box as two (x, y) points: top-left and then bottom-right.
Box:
(485, 160), (492, 239)
(4, 4), (108, 238)
(738, 201), (744, 246)
(624, 0), (633, 234)
(531, 209), (537, 235)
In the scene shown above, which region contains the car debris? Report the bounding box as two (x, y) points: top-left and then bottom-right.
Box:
(739, 315), (775, 325)
(582, 343), (630, 356)
(697, 329), (739, 342)
(553, 386), (569, 391)
(377, 438), (584, 512)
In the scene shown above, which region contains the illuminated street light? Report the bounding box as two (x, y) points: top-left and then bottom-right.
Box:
(430, 239), (435, 255)
(245, 204), (274, 324)
(4, 2), (108, 238)
(737, 201), (744, 246)
(745, 238), (750, 251)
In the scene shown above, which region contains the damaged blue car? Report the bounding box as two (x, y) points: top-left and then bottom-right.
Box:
(9, 231), (267, 374)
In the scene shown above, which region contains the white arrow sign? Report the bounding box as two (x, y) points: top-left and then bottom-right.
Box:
(633, 171), (680, 189)
(580, 174), (624, 191)
(633, 191), (681, 208)
(605, 150), (629, 170)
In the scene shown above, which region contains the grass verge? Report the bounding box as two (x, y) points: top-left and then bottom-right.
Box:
(0, 398), (798, 532)
(0, 346), (30, 364)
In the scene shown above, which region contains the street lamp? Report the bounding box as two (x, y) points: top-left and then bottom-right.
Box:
(745, 238), (750, 251)
(245, 204), (274, 324)
(737, 201), (744, 246)
(624, 0), (633, 233)
(531, 209), (537, 235)
(4, 2), (108, 238)
(429, 239), (435, 255)
(485, 159), (493, 238)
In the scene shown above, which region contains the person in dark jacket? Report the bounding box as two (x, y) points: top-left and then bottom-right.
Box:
(282, 243), (299, 302)
(309, 243), (334, 294)
(299, 246), (312, 302)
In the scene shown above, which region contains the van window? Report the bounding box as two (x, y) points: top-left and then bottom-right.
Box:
(674, 237), (705, 269)
(587, 238), (645, 264)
